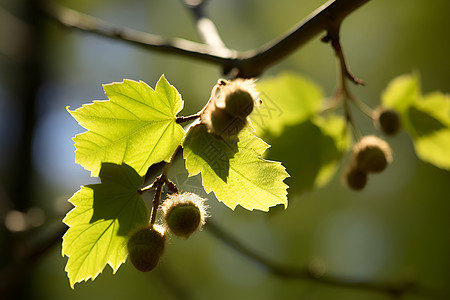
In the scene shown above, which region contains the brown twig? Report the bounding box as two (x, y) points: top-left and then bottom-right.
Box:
(150, 176), (164, 226)
(176, 113), (201, 124)
(321, 20), (374, 140)
(41, 0), (370, 78)
(181, 0), (227, 53)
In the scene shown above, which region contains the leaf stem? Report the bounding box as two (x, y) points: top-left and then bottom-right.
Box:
(176, 114), (201, 124)
(138, 179), (158, 195)
(349, 93), (376, 119)
(148, 145), (181, 225)
(150, 176), (164, 226)
(324, 23), (374, 141)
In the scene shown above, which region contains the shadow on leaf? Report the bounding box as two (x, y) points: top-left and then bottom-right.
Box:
(183, 124), (238, 182)
(263, 119), (342, 196)
(407, 105), (446, 137)
(88, 162), (147, 236)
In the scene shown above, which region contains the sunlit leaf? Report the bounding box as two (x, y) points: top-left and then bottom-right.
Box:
(265, 115), (349, 195)
(381, 73), (420, 113)
(68, 75), (185, 177)
(254, 72), (349, 195)
(182, 124), (289, 211)
(382, 73), (450, 170)
(254, 72), (323, 136)
(62, 163), (149, 288)
(406, 93), (450, 170)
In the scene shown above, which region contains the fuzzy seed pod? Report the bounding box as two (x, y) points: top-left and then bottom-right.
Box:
(223, 82), (256, 117)
(127, 225), (166, 272)
(161, 193), (208, 238)
(210, 106), (247, 138)
(200, 78), (259, 138)
(344, 166), (368, 190)
(375, 107), (401, 135)
(353, 135), (393, 173)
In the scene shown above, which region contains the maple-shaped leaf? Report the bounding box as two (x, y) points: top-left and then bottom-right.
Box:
(68, 75), (185, 177)
(182, 123), (289, 211)
(382, 73), (450, 170)
(253, 72), (323, 137)
(255, 72), (350, 195)
(62, 163), (149, 288)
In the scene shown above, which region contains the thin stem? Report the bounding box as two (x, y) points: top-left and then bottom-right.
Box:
(343, 93), (362, 141)
(182, 0), (227, 52)
(150, 177), (164, 226)
(325, 25), (367, 141)
(176, 113), (201, 124)
(164, 178), (179, 194)
(149, 145), (181, 225)
(349, 93), (376, 119)
(327, 31), (375, 120)
(324, 31), (365, 86)
(138, 179), (158, 195)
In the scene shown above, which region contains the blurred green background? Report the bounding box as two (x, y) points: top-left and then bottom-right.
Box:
(0, 0), (449, 299)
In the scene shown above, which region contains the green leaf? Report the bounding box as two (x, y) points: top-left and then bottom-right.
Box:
(382, 73), (450, 170)
(68, 75), (185, 177)
(264, 115), (350, 195)
(62, 163), (149, 288)
(405, 93), (450, 170)
(182, 124), (289, 211)
(253, 72), (349, 195)
(253, 72), (323, 136)
(381, 73), (420, 113)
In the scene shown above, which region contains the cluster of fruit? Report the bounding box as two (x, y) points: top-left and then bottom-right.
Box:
(127, 193), (208, 272)
(345, 108), (401, 190)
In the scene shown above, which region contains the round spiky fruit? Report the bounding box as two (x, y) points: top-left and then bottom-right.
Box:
(162, 193), (208, 238)
(222, 79), (258, 117)
(210, 106), (247, 138)
(353, 135), (393, 173)
(344, 167), (368, 190)
(127, 225), (166, 272)
(375, 107), (401, 135)
(200, 78), (259, 138)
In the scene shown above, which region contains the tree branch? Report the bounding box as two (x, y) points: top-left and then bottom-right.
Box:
(41, 0), (370, 78)
(237, 0), (370, 77)
(181, 0), (227, 51)
(40, 0), (238, 67)
(206, 219), (444, 299)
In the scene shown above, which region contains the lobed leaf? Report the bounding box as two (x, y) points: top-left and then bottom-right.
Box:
(381, 73), (420, 113)
(382, 74), (450, 170)
(254, 72), (350, 195)
(253, 72), (323, 137)
(68, 75), (185, 177)
(182, 124), (289, 211)
(62, 163), (149, 288)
